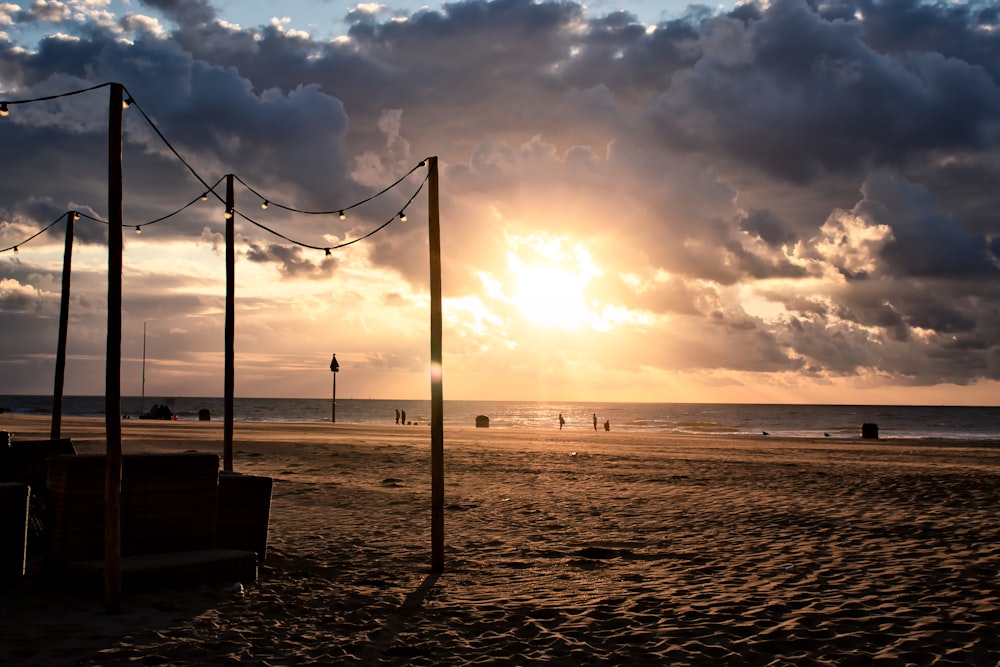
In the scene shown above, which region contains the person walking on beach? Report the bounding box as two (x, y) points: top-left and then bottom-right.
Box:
(559, 413), (565, 430)
(593, 413), (598, 431)
(395, 408), (400, 424)
(401, 410), (407, 425)
(604, 419), (610, 431)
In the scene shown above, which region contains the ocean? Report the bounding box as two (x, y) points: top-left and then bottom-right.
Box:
(1, 395), (998, 441)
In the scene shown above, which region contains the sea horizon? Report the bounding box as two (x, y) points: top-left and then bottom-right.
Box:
(3, 394), (999, 441)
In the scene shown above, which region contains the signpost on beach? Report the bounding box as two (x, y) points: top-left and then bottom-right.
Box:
(330, 354), (339, 423)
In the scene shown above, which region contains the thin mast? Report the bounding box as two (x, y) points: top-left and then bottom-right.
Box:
(140, 321), (146, 416)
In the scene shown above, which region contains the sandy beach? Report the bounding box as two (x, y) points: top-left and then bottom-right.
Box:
(2, 414), (1000, 666)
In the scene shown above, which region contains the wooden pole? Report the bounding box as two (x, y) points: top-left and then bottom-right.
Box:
(224, 174), (235, 472)
(104, 82), (124, 614)
(50, 211), (75, 440)
(140, 321), (146, 417)
(428, 156), (444, 573)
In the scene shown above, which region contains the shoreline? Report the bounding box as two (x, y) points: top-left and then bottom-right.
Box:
(3, 414), (1000, 665)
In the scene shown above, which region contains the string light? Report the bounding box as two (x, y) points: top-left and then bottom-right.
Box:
(0, 81), (433, 256)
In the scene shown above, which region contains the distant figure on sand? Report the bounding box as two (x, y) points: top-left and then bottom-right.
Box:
(395, 408), (400, 424)
(604, 420), (610, 431)
(593, 413), (598, 431)
(559, 414), (565, 430)
(401, 410), (407, 425)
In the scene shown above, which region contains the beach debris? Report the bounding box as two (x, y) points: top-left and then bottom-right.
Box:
(381, 477), (404, 487)
(224, 582), (244, 595)
(570, 451), (578, 457)
(762, 431), (770, 436)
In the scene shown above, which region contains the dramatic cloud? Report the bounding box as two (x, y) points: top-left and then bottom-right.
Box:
(1, 0), (999, 402)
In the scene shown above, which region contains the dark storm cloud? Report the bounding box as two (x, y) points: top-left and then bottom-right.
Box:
(650, 0), (1000, 184)
(138, 0), (217, 28)
(3, 0), (1000, 392)
(245, 242), (337, 279)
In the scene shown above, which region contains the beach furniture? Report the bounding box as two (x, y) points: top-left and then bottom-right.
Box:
(45, 453), (265, 592)
(0, 482), (30, 581)
(217, 471), (273, 565)
(1, 437), (77, 563)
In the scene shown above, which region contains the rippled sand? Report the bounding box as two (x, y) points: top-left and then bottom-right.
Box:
(2, 415), (1000, 665)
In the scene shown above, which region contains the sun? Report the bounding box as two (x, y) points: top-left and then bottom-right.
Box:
(506, 237), (602, 330)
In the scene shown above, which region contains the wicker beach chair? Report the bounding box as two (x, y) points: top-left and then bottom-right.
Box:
(46, 453), (260, 592)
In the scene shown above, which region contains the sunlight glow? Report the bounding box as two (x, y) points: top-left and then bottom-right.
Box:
(505, 236), (604, 330)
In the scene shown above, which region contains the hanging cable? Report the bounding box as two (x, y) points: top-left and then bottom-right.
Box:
(0, 82), (112, 111)
(232, 158), (429, 216)
(2, 83), (435, 257)
(120, 85), (226, 205)
(236, 174), (429, 252)
(0, 212), (73, 253)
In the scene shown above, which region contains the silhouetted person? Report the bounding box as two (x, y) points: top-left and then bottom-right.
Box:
(401, 410), (407, 425)
(559, 414), (565, 430)
(395, 408), (400, 424)
(593, 413), (598, 431)
(604, 420), (610, 431)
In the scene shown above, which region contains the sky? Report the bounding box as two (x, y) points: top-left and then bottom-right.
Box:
(1, 0), (999, 405)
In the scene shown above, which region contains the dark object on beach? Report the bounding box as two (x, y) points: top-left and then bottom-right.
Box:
(762, 431), (769, 436)
(141, 403), (174, 420)
(475, 415), (490, 428)
(604, 420), (610, 431)
(862, 423), (879, 439)
(198, 408), (211, 421)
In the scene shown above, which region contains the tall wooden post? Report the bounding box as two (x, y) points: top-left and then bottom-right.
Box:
(51, 211), (75, 440)
(104, 82), (124, 614)
(224, 174), (235, 472)
(428, 156), (444, 573)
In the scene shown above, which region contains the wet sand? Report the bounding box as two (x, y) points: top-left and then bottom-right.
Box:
(2, 414), (1000, 665)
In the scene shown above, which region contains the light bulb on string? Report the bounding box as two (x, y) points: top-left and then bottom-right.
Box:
(13, 246), (18, 254)
(135, 226), (142, 235)
(0, 103), (8, 117)
(122, 97), (133, 109)
(224, 208), (234, 220)
(200, 193), (209, 201)
(261, 200), (269, 210)
(398, 211), (407, 222)
(325, 248), (332, 256)
(338, 211), (346, 220)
